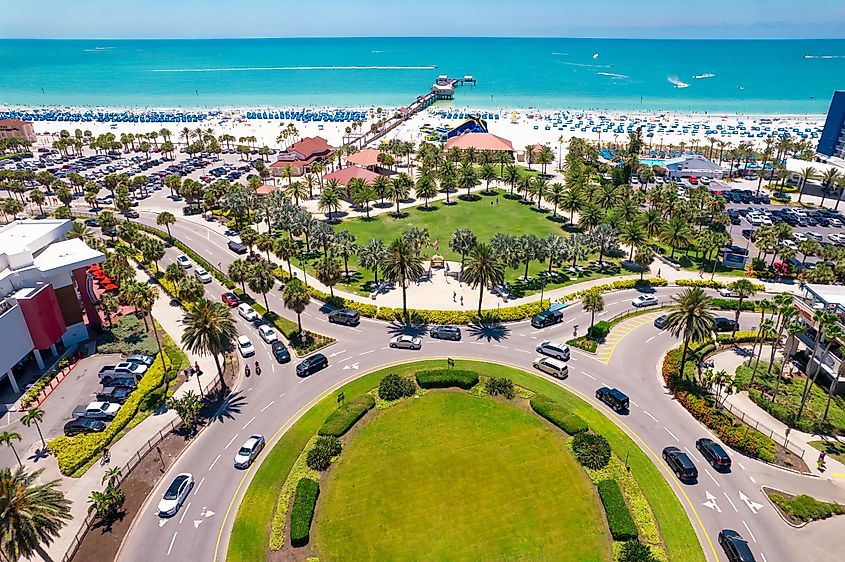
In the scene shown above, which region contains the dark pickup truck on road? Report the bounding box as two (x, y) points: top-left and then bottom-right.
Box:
(531, 308), (564, 329)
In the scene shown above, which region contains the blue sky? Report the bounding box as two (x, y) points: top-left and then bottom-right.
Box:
(4, 0), (845, 39)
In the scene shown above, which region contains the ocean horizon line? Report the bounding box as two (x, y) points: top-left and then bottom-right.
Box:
(4, 36), (845, 42)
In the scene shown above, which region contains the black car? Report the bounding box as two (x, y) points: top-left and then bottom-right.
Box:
(595, 387), (629, 412)
(84, 218), (100, 227)
(64, 418), (107, 436)
(96, 386), (134, 404)
(430, 325), (462, 340)
(228, 240), (247, 254)
(714, 317), (739, 332)
(296, 353), (328, 377)
(328, 309), (360, 326)
(653, 314), (668, 329)
(662, 446), (698, 481)
(718, 529), (756, 562)
(531, 309), (564, 328)
(696, 437), (732, 470)
(272, 341), (291, 363)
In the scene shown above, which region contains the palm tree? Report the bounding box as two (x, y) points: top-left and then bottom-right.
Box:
(351, 181), (377, 218)
(314, 253), (343, 298)
(796, 166), (818, 203)
(773, 321), (804, 403)
(0, 465), (71, 561)
(593, 224), (618, 266)
(388, 174), (412, 215)
(634, 244), (655, 279)
(449, 228), (478, 275)
(748, 318), (775, 391)
(543, 234), (565, 274)
(727, 279), (756, 340)
(284, 181), (308, 206)
(156, 211), (176, 238)
(660, 288), (715, 380)
(247, 261), (275, 310)
(282, 278), (310, 337)
(479, 163), (498, 193)
(457, 162), (479, 199)
(20, 408), (46, 451)
(560, 185), (583, 223)
(582, 289), (604, 331)
(619, 221), (647, 261)
(545, 182), (566, 218)
(502, 164), (520, 196)
(462, 243), (505, 314)
(273, 236), (298, 277)
(359, 239), (388, 287)
(318, 181), (341, 221)
(332, 230), (358, 278)
(176, 276), (205, 304)
(0, 431), (22, 467)
(380, 238), (424, 318)
(659, 215), (692, 259)
(228, 259), (250, 293)
(181, 299), (237, 387)
(414, 174), (438, 208)
(796, 313), (840, 422)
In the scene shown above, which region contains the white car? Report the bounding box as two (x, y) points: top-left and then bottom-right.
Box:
(830, 218), (843, 228)
(632, 295), (659, 308)
(237, 335), (255, 357)
(747, 215), (763, 226)
(157, 473), (193, 517)
(536, 341), (571, 361)
(699, 177), (711, 185)
(258, 324), (278, 343)
(237, 303), (259, 322)
(194, 267), (212, 284)
(115, 361), (147, 376)
(793, 232), (808, 242)
(176, 255), (192, 268)
(389, 334), (422, 350)
(234, 434), (265, 468)
(780, 239), (797, 249)
(830, 233), (845, 245)
(717, 288), (738, 298)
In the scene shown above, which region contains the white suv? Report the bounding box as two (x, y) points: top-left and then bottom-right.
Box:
(194, 267), (212, 283)
(536, 341), (571, 361)
(237, 303), (259, 322)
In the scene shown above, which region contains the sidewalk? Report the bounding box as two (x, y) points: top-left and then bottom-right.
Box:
(40, 269), (222, 562)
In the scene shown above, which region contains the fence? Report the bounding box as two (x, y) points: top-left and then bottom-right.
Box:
(719, 400), (805, 459)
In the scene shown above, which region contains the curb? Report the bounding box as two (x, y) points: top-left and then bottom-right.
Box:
(761, 486), (809, 528)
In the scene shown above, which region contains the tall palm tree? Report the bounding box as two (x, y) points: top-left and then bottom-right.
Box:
(247, 261), (275, 310)
(181, 299), (237, 387)
(660, 288), (715, 380)
(332, 230), (358, 278)
(796, 314), (841, 422)
(380, 238), (424, 318)
(20, 408), (46, 451)
(273, 236), (298, 277)
(796, 166), (818, 204)
(545, 182), (566, 218)
(462, 243), (505, 314)
(449, 228), (478, 275)
(282, 278), (310, 338)
(0, 466), (71, 561)
(313, 253), (343, 298)
(156, 211), (176, 238)
(388, 174), (412, 215)
(0, 431), (22, 467)
(619, 221), (647, 261)
(582, 289), (604, 330)
(727, 279), (757, 340)
(359, 239), (388, 286)
(457, 161), (479, 198)
(228, 259), (250, 293)
(659, 215), (692, 259)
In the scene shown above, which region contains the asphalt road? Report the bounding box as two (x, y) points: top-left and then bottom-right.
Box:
(112, 229), (843, 562)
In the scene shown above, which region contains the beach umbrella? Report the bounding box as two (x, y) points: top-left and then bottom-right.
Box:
(104, 283), (118, 291)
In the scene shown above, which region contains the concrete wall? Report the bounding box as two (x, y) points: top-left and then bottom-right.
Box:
(0, 304), (34, 377)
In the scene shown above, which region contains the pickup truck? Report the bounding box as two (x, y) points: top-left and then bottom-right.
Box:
(98, 362), (147, 384)
(531, 308), (564, 329)
(72, 401), (120, 420)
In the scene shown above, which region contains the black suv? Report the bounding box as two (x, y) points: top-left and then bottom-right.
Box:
(296, 353), (328, 377)
(228, 240), (247, 254)
(272, 341), (290, 363)
(328, 309), (360, 326)
(714, 317), (739, 332)
(718, 529), (756, 562)
(696, 437), (732, 470)
(662, 446), (698, 482)
(430, 325), (461, 340)
(96, 386), (134, 404)
(595, 387), (629, 412)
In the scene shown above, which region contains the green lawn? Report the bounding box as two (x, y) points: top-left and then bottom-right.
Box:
(808, 440), (845, 465)
(314, 392), (609, 561)
(227, 360), (705, 562)
(651, 240), (746, 277)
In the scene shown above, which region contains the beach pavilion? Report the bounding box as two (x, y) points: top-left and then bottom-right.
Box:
(270, 136), (335, 177)
(323, 165), (381, 188)
(444, 132), (514, 155)
(345, 148), (383, 171)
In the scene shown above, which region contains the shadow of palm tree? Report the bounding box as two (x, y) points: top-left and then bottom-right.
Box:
(386, 320), (429, 337)
(207, 390), (247, 424)
(467, 319), (511, 342)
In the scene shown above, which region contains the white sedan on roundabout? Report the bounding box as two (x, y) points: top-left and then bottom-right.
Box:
(389, 334), (422, 350)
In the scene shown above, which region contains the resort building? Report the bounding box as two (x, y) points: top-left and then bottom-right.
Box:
(0, 219), (104, 393)
(444, 132), (514, 154)
(0, 119), (36, 143)
(323, 165), (381, 188)
(270, 136), (335, 177)
(661, 156), (724, 180)
(818, 91), (845, 160)
(785, 158), (842, 184)
(345, 148), (381, 170)
(791, 283), (845, 396)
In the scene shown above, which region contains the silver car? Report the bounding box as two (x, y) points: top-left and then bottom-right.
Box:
(536, 341), (570, 361)
(389, 335), (422, 350)
(234, 434), (265, 468)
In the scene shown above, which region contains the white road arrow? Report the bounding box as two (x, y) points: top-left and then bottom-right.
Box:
(194, 520), (203, 528)
(204, 509), (215, 518)
(329, 350), (347, 358)
(158, 518), (168, 527)
(739, 491), (764, 514)
(703, 491), (722, 513)
(342, 362), (359, 371)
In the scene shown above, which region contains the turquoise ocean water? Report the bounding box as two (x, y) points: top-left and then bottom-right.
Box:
(1, 38), (843, 113)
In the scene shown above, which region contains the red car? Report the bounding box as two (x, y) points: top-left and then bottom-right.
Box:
(221, 292), (240, 306)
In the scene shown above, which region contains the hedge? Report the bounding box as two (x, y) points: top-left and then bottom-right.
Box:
(597, 479), (639, 541)
(289, 478), (319, 547)
(529, 394), (588, 435)
(768, 492), (845, 523)
(567, 278), (668, 302)
(676, 280), (765, 291)
(572, 432), (612, 470)
(318, 394), (375, 437)
(415, 369), (479, 390)
(709, 298), (760, 312)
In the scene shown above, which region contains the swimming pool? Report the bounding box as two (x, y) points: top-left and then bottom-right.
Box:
(638, 158), (665, 166)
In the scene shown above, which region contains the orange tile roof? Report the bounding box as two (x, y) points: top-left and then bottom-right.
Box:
(444, 132), (514, 152)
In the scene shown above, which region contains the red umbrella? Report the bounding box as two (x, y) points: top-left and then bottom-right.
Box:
(104, 284), (118, 291)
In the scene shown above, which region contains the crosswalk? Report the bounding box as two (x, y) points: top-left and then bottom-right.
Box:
(592, 311), (663, 363)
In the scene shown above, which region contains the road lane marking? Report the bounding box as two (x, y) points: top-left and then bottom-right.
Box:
(630, 400), (639, 407)
(664, 428), (679, 441)
(742, 521), (756, 542)
(358, 350), (374, 356)
(724, 492), (739, 512)
(644, 411), (659, 422)
(684, 446), (697, 459)
(704, 469), (720, 486)
(738, 462), (747, 471)
(194, 477), (204, 495)
(470, 341), (485, 345)
(493, 344), (508, 348)
(338, 356), (352, 363)
(760, 553), (768, 562)
(749, 475), (757, 484)
(242, 416), (256, 429)
(167, 531), (178, 555)
(224, 435), (238, 449)
(260, 401), (275, 412)
(179, 502), (191, 524)
(209, 454), (221, 471)
(645, 336), (656, 343)
(514, 349), (529, 354)
(579, 370), (597, 380)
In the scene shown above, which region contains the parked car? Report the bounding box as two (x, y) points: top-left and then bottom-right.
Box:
(72, 401), (121, 420)
(126, 353), (155, 366)
(237, 335), (255, 357)
(662, 446), (698, 482)
(696, 437), (732, 470)
(176, 255), (192, 268)
(228, 240), (248, 254)
(258, 324), (278, 343)
(233, 434), (265, 468)
(237, 303), (259, 322)
(718, 529), (756, 562)
(714, 317), (739, 332)
(96, 386), (134, 404)
(194, 267), (212, 283)
(157, 473), (194, 517)
(328, 309), (360, 326)
(536, 341), (571, 361)
(63, 417), (107, 436)
(272, 340), (290, 363)
(653, 314), (668, 329)
(390, 334), (422, 350)
(532, 356), (569, 379)
(221, 292), (240, 306)
(717, 288), (738, 298)
(296, 353), (329, 377)
(531, 308), (564, 328)
(595, 387), (629, 412)
(429, 325), (461, 340)
(632, 295), (658, 307)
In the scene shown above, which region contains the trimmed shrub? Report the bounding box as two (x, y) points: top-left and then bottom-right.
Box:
(769, 493), (845, 523)
(567, 336), (598, 353)
(572, 432), (611, 469)
(597, 479), (638, 541)
(619, 540), (658, 562)
(415, 369), (479, 390)
(289, 478), (319, 547)
(318, 394), (376, 437)
(529, 395), (588, 435)
(486, 377), (515, 399)
(378, 373), (416, 401)
(710, 298), (758, 312)
(588, 320), (611, 341)
(305, 436), (342, 471)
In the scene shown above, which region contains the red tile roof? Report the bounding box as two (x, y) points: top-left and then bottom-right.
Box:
(445, 133), (514, 152)
(345, 149), (381, 168)
(288, 136), (333, 158)
(323, 166), (381, 186)
(255, 184), (278, 196)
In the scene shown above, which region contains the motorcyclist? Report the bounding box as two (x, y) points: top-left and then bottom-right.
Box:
(245, 365), (251, 377)
(255, 361), (261, 375)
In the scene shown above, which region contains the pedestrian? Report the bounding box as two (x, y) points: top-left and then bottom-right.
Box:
(453, 291), (456, 302)
(194, 361), (201, 375)
(698, 268), (704, 278)
(490, 200), (494, 206)
(460, 295), (463, 306)
(657, 268), (661, 278)
(496, 197), (499, 205)
(819, 451), (827, 465)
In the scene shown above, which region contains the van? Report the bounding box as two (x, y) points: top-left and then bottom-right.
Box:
(533, 356), (569, 379)
(596, 387), (629, 412)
